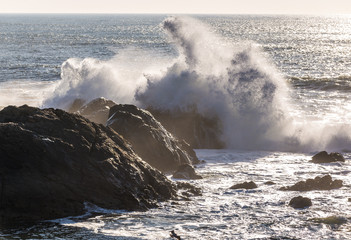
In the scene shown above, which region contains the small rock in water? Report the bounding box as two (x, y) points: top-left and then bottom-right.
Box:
(311, 151), (345, 163)
(264, 181), (276, 185)
(310, 216), (347, 225)
(230, 181), (258, 190)
(289, 196), (312, 209)
(280, 174), (343, 191)
(170, 230), (181, 240)
(172, 164), (203, 180)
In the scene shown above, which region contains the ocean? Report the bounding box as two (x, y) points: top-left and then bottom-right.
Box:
(1, 14), (351, 239)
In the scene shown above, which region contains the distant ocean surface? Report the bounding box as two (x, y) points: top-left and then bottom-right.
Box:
(1, 14), (351, 239)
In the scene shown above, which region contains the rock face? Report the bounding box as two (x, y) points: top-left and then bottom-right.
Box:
(107, 104), (199, 172)
(280, 175), (343, 191)
(148, 108), (224, 149)
(230, 181), (258, 190)
(311, 151), (345, 163)
(289, 196), (312, 209)
(69, 98), (116, 125)
(0, 105), (176, 227)
(172, 164), (202, 180)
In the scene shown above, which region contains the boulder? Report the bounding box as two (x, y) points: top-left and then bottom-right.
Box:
(289, 196), (312, 209)
(172, 164), (202, 180)
(280, 175), (343, 191)
(0, 105), (176, 227)
(107, 104), (199, 172)
(148, 108), (224, 149)
(69, 98), (116, 125)
(230, 181), (258, 190)
(311, 151), (345, 163)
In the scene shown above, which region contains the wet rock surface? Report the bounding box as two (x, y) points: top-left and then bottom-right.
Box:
(172, 164), (202, 180)
(311, 151), (345, 163)
(148, 108), (224, 149)
(289, 196), (312, 209)
(0, 105), (176, 227)
(107, 104), (199, 172)
(280, 174), (343, 191)
(230, 181), (258, 190)
(69, 98), (117, 125)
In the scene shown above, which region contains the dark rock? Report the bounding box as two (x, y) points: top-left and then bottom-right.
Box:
(0, 105), (176, 227)
(230, 181), (258, 190)
(69, 98), (116, 125)
(311, 151), (345, 163)
(289, 196), (312, 209)
(264, 181), (276, 185)
(310, 216), (347, 225)
(280, 175), (343, 191)
(348, 198), (351, 202)
(176, 182), (202, 197)
(107, 104), (199, 172)
(148, 108), (225, 149)
(170, 230), (182, 240)
(172, 164), (202, 180)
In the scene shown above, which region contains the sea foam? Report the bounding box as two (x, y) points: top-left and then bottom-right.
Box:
(44, 16), (351, 152)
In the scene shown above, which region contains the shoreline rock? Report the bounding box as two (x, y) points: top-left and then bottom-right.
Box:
(230, 181), (258, 190)
(107, 104), (199, 172)
(289, 196), (312, 209)
(172, 164), (203, 180)
(280, 175), (343, 191)
(0, 105), (176, 227)
(311, 151), (345, 164)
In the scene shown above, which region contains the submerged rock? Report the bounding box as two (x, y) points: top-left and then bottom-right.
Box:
(289, 196), (312, 209)
(280, 175), (343, 191)
(148, 108), (224, 149)
(311, 151), (345, 163)
(0, 105), (176, 227)
(264, 181), (276, 185)
(230, 181), (258, 190)
(107, 104), (199, 172)
(172, 164), (202, 180)
(69, 98), (117, 125)
(309, 216), (347, 225)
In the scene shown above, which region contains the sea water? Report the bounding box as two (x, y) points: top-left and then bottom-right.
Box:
(1, 14), (351, 239)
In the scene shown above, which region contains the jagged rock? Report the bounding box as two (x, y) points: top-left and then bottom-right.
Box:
(289, 196), (312, 209)
(69, 98), (116, 125)
(148, 108), (224, 149)
(172, 164), (202, 180)
(0, 105), (176, 227)
(230, 181), (258, 190)
(311, 151), (345, 163)
(107, 104), (199, 172)
(280, 175), (343, 191)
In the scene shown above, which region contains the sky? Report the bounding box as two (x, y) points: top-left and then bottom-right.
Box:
(1, 0), (351, 14)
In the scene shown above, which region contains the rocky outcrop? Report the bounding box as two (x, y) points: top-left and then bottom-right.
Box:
(0, 105), (176, 227)
(68, 98), (116, 125)
(289, 196), (312, 209)
(230, 181), (258, 190)
(280, 175), (342, 191)
(107, 104), (199, 172)
(311, 151), (345, 163)
(172, 164), (202, 180)
(148, 108), (224, 149)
